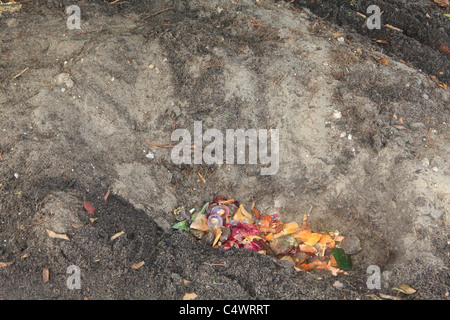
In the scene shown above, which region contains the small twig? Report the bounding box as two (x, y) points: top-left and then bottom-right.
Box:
(12, 67), (29, 80)
(340, 216), (358, 234)
(197, 172), (206, 183)
(133, 151), (146, 164)
(204, 259), (230, 267)
(24, 219), (44, 229)
(49, 51), (64, 72)
(250, 22), (278, 29)
(76, 30), (98, 35)
(103, 187), (110, 201)
(200, 64), (223, 71)
(250, 17), (278, 29)
(146, 141), (202, 150)
(384, 24), (403, 33)
(273, 74), (285, 86)
(142, 7), (172, 20)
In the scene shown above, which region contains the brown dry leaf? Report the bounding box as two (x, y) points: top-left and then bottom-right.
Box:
(183, 293), (198, 300)
(378, 293), (401, 300)
(131, 261), (145, 270)
(332, 32), (344, 39)
(393, 125), (407, 130)
(440, 44), (450, 55)
(0, 2), (22, 13)
(43, 268), (50, 283)
(83, 201), (95, 215)
(0, 261), (13, 268)
(430, 75), (439, 83)
(46, 229), (70, 241)
(334, 235), (345, 242)
(438, 82), (448, 90)
(379, 57), (389, 66)
(393, 284), (417, 295)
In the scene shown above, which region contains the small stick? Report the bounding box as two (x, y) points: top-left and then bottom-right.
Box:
(197, 172), (206, 183)
(12, 67), (29, 79)
(250, 22), (278, 29)
(142, 7), (172, 20)
(146, 141), (202, 150)
(200, 64), (223, 71)
(384, 24), (403, 32)
(204, 259), (229, 267)
(76, 30), (98, 35)
(133, 151), (145, 164)
(25, 219), (44, 229)
(103, 187), (110, 201)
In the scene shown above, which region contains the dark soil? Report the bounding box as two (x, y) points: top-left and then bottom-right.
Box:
(293, 0), (450, 83)
(0, 0), (448, 301)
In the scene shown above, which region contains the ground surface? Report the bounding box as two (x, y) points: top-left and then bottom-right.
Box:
(0, 0), (448, 300)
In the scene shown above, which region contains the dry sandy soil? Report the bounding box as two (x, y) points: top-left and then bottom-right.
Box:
(0, 0), (448, 300)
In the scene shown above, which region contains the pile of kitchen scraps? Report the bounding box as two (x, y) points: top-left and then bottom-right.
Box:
(172, 196), (352, 276)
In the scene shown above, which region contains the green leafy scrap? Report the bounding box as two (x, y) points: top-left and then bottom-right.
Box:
(172, 202), (209, 231)
(331, 248), (352, 271)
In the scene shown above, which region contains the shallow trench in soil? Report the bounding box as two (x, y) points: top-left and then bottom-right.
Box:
(0, 0), (448, 299)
